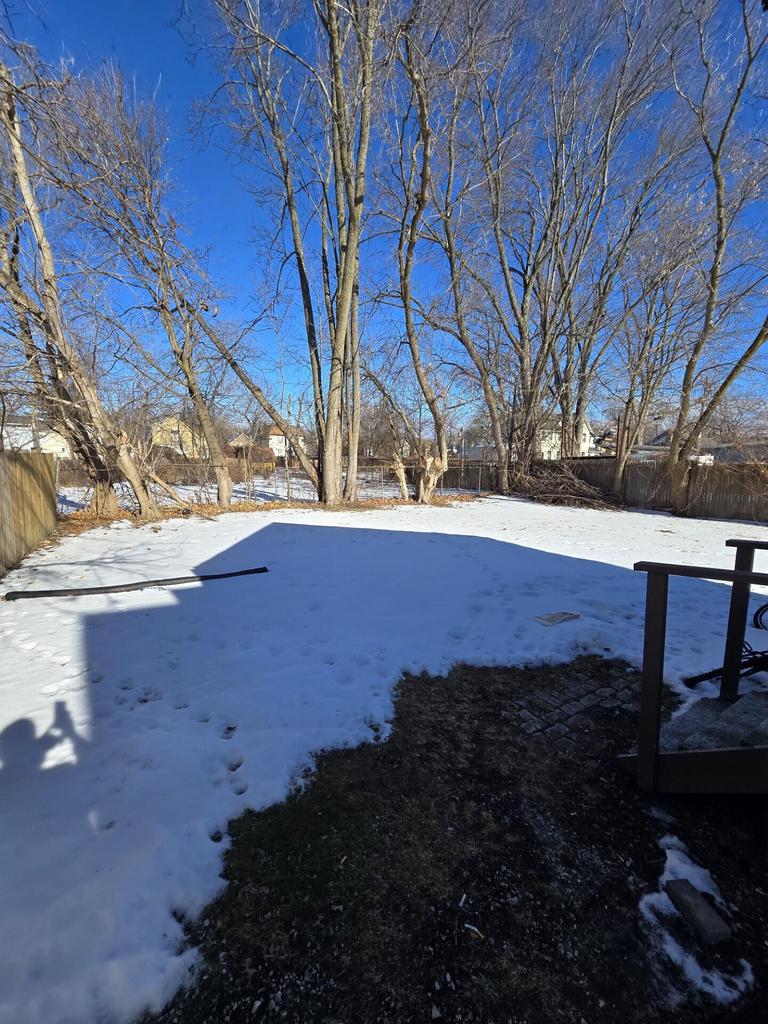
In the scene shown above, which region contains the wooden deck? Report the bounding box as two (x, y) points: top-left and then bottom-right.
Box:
(623, 539), (768, 795)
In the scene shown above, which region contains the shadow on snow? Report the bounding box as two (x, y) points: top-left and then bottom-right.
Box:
(0, 518), (742, 1021)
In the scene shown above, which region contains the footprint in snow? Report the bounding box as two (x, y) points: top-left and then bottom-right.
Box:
(221, 723), (237, 739)
(137, 687), (163, 703)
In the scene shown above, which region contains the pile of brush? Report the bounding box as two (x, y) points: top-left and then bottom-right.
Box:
(511, 464), (618, 509)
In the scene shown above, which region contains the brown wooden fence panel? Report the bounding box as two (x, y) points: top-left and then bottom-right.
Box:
(624, 461), (672, 509)
(687, 463), (768, 522)
(0, 452), (57, 577)
(556, 457), (616, 492)
(561, 457), (768, 522)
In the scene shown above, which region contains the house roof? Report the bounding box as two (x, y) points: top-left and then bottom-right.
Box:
(704, 439), (768, 457)
(2, 420), (65, 440)
(155, 415), (194, 428)
(268, 425), (304, 437)
(537, 416), (595, 435)
(3, 415), (57, 431)
(649, 427), (718, 449)
(228, 432), (253, 447)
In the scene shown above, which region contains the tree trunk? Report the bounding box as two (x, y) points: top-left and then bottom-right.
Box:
(559, 389), (575, 460)
(115, 445), (157, 519)
(90, 475), (120, 516)
(393, 453), (410, 501)
(342, 282), (361, 502)
(415, 456), (446, 504)
(8, 242), (121, 512)
(185, 370), (233, 508)
(668, 457), (690, 515)
(322, 418), (344, 505)
(611, 450), (630, 499)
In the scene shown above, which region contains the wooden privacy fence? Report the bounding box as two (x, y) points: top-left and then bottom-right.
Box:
(561, 457), (768, 523)
(0, 452), (57, 577)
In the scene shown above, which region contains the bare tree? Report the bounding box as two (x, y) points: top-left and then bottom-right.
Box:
(212, 0), (383, 504)
(370, 7), (453, 502)
(52, 69), (235, 506)
(0, 49), (159, 517)
(603, 240), (699, 494)
(664, 0), (768, 512)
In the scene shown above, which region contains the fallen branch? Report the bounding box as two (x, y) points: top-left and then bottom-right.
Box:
(147, 470), (186, 506)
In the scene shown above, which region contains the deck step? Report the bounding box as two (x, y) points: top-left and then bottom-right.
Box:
(617, 745), (768, 794)
(660, 692), (768, 753)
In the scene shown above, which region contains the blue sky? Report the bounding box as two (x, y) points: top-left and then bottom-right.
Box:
(8, 0), (259, 319)
(5, 1), (766, 429)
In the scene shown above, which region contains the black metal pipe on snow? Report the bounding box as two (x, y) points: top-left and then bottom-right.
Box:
(2, 566), (269, 601)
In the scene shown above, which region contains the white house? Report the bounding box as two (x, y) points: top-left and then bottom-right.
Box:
(267, 425), (306, 459)
(535, 419), (595, 460)
(1, 417), (72, 459)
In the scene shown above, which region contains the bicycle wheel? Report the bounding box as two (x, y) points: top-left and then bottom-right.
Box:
(753, 602), (768, 630)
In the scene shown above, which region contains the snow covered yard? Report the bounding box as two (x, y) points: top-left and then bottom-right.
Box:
(1, 497), (767, 1024)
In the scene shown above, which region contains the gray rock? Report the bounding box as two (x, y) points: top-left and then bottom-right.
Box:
(664, 878), (732, 945)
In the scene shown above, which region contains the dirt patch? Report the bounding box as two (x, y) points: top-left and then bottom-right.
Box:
(144, 657), (767, 1024)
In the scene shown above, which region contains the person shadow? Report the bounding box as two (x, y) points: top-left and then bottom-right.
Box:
(0, 701), (88, 779)
(0, 700), (98, 1022)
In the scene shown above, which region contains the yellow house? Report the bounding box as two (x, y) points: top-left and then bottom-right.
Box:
(150, 416), (208, 459)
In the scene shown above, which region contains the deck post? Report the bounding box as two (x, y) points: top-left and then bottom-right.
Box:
(637, 571), (669, 792)
(721, 544), (755, 700)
